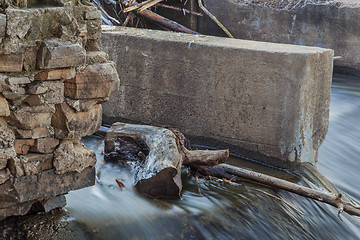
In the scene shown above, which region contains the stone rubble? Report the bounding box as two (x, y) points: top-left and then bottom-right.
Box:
(0, 1), (120, 220)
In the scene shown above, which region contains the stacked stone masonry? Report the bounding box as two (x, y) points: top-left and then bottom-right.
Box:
(0, 2), (120, 220)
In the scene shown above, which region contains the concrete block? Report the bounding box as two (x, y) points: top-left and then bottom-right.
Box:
(37, 40), (86, 69)
(64, 62), (119, 100)
(0, 54), (24, 72)
(100, 27), (333, 167)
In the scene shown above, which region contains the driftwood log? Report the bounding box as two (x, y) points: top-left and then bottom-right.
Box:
(103, 123), (360, 218)
(105, 123), (228, 198)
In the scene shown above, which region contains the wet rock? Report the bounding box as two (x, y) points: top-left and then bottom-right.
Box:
(31, 195), (67, 213)
(53, 140), (96, 174)
(34, 68), (76, 81)
(0, 96), (10, 117)
(51, 103), (102, 139)
(37, 40), (86, 69)
(64, 62), (120, 100)
(0, 54), (24, 72)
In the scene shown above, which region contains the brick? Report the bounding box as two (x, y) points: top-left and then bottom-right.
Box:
(0, 54), (24, 72)
(37, 40), (86, 69)
(34, 68), (76, 81)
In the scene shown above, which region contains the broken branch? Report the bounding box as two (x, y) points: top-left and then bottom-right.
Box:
(216, 164), (360, 218)
(155, 3), (204, 16)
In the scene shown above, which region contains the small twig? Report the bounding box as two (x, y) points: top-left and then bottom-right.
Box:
(197, 0), (234, 38)
(260, 190), (305, 216)
(124, 0), (163, 13)
(123, 15), (131, 27)
(139, 0), (165, 12)
(156, 3), (203, 16)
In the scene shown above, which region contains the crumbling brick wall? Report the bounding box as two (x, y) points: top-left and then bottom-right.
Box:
(0, 1), (119, 220)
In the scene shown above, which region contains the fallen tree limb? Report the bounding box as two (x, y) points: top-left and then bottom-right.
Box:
(138, 9), (200, 34)
(155, 3), (204, 17)
(215, 164), (360, 218)
(198, 0), (234, 38)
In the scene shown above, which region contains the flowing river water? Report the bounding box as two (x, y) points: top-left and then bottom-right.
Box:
(64, 74), (360, 240)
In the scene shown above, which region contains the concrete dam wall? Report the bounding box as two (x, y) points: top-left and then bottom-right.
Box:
(197, 0), (360, 76)
(100, 26), (334, 168)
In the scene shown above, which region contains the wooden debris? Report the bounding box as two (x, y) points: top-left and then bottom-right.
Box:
(104, 123), (228, 198)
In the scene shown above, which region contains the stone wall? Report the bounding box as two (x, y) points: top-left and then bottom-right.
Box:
(0, 2), (119, 220)
(197, 0), (360, 76)
(100, 26), (333, 169)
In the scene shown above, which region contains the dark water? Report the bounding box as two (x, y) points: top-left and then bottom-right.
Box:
(66, 75), (360, 240)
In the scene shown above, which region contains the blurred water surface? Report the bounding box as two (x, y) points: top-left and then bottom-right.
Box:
(66, 75), (360, 240)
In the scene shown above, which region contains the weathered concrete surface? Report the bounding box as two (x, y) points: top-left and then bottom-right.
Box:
(197, 0), (360, 76)
(100, 27), (333, 168)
